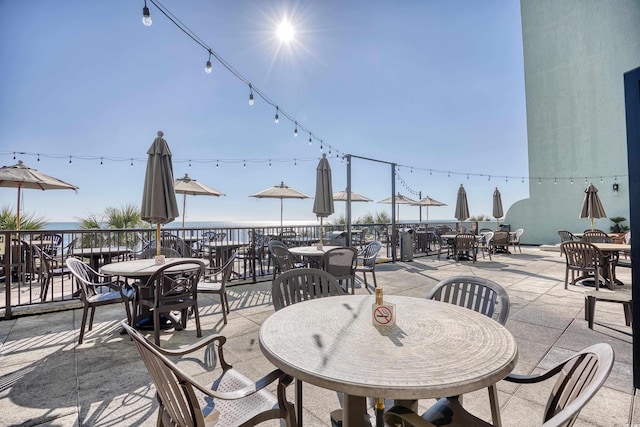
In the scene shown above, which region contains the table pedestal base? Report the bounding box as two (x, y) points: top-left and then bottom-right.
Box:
(135, 314), (178, 331)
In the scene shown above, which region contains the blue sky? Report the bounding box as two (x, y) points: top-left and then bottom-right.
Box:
(0, 0), (529, 224)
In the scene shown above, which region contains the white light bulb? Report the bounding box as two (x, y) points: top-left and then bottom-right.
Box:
(249, 93), (254, 106)
(142, 7), (152, 26)
(205, 60), (212, 74)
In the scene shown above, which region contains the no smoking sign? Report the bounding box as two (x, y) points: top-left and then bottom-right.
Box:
(372, 303), (396, 327)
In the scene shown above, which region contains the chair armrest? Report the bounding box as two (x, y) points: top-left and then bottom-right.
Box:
(504, 364), (565, 384)
(154, 333), (227, 357)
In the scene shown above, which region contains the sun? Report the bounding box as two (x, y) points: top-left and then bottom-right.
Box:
(276, 20), (295, 43)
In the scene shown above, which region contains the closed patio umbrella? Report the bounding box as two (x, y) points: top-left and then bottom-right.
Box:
(0, 160), (78, 230)
(250, 181), (310, 226)
(580, 182), (607, 230)
(412, 195), (446, 224)
(141, 131), (180, 256)
(378, 193), (418, 222)
(454, 184), (470, 232)
(174, 173), (224, 228)
(313, 154), (334, 246)
(493, 187), (504, 227)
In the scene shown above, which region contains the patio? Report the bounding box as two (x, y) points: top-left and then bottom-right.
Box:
(0, 247), (636, 426)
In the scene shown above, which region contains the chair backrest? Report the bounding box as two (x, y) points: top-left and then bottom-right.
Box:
(560, 241), (602, 269)
(66, 257), (101, 300)
(145, 259), (205, 306)
(541, 343), (614, 426)
(360, 241), (382, 268)
(513, 229), (524, 241)
(479, 228), (493, 234)
(624, 231), (631, 245)
(581, 230), (611, 244)
(492, 231), (510, 246)
(159, 234), (193, 257)
(558, 230), (577, 242)
(272, 268), (345, 311)
(358, 227), (369, 244)
(121, 321), (229, 426)
(454, 233), (477, 251)
(278, 228), (297, 239)
(269, 240), (296, 273)
(320, 247), (358, 280)
(140, 246), (182, 259)
(427, 276), (510, 325)
(219, 251), (238, 286)
(480, 231), (494, 246)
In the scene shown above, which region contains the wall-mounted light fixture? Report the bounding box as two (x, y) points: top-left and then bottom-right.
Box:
(613, 183), (619, 195)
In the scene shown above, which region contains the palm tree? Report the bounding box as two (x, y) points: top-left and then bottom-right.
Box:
(0, 206), (47, 230)
(77, 204), (146, 248)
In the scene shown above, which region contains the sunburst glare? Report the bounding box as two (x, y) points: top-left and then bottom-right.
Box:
(276, 19), (295, 42)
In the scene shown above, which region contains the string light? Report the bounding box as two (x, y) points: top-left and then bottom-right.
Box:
(100, 157), (103, 165)
(204, 50), (212, 74)
(554, 178), (557, 184)
(308, 133), (312, 146)
(188, 159), (191, 168)
(269, 159), (272, 168)
(294, 122), (298, 137)
(248, 84), (254, 106)
(570, 177), (573, 184)
(130, 158), (133, 167)
(243, 160), (246, 168)
(538, 178), (542, 184)
(69, 156), (72, 164)
(142, 0), (152, 26)
(274, 106), (279, 124)
(37, 154), (40, 162)
(600, 177), (603, 183)
(216, 160), (219, 168)
(585, 177), (588, 184)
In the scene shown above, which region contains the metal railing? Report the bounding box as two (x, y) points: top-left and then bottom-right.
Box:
(1, 220), (474, 318)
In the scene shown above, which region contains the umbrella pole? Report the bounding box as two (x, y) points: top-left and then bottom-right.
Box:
(591, 217), (595, 230)
(280, 198), (283, 227)
(156, 224), (161, 256)
(182, 193), (187, 240)
(16, 185), (21, 231)
(319, 217), (324, 246)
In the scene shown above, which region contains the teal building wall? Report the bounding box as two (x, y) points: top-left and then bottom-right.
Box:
(507, 0), (640, 244)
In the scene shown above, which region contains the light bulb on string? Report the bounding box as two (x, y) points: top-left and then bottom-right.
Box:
(554, 178), (557, 184)
(447, 172), (450, 178)
(274, 106), (279, 123)
(570, 177), (573, 184)
(205, 50), (212, 74)
(37, 154), (40, 162)
(429, 169), (432, 175)
(600, 177), (603, 183)
(142, 0), (152, 26)
(521, 178), (524, 183)
(309, 133), (312, 145)
(294, 122), (298, 137)
(466, 174), (469, 180)
(488, 175), (491, 181)
(269, 159), (272, 168)
(13, 152), (15, 160)
(294, 159), (297, 167)
(505, 176), (508, 182)
(585, 177), (588, 184)
(69, 156), (72, 164)
(248, 84), (254, 106)
(320, 141), (323, 152)
(216, 160), (219, 168)
(243, 160), (246, 168)
(538, 178), (542, 184)
(130, 158), (133, 167)
(188, 159), (191, 168)
(100, 157), (103, 165)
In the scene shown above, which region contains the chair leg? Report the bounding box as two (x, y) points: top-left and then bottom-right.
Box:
(586, 295), (596, 329)
(79, 306), (89, 345)
(623, 302), (632, 326)
(154, 310), (161, 346)
(88, 307), (96, 331)
(296, 379), (303, 427)
(193, 304), (202, 337)
(371, 270), (377, 288)
(220, 293), (228, 325)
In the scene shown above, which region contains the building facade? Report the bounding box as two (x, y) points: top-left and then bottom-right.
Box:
(506, 0), (640, 244)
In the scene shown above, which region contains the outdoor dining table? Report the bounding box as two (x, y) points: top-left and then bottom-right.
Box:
(71, 246), (130, 271)
(260, 295), (518, 427)
(101, 257), (208, 330)
(288, 245), (342, 268)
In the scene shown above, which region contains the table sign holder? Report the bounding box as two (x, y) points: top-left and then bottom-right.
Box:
(372, 288), (396, 327)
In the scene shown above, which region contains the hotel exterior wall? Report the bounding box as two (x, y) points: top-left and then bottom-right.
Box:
(507, 0), (640, 244)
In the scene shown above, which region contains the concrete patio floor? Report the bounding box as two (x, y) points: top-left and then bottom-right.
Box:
(0, 247), (637, 426)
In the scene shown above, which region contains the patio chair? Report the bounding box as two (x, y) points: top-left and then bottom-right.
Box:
(584, 290), (632, 330)
(136, 259), (205, 346)
(434, 234), (453, 261)
(581, 229), (612, 244)
(159, 233), (193, 257)
(271, 267), (345, 426)
(477, 231), (494, 260)
(268, 240), (304, 279)
(237, 231), (268, 279)
(452, 233), (477, 262)
(557, 230), (577, 243)
(560, 241), (610, 291)
(66, 257), (134, 345)
(320, 246), (358, 294)
(355, 241), (382, 290)
(198, 251), (237, 324)
(139, 246), (182, 259)
(32, 244), (71, 301)
(120, 321), (297, 427)
(384, 343), (614, 427)
(490, 231), (511, 254)
(509, 228), (524, 253)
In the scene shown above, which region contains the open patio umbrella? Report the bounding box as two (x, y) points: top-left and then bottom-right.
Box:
(313, 154), (334, 246)
(378, 193), (418, 222)
(140, 131), (180, 256)
(174, 173), (224, 228)
(0, 160), (78, 230)
(454, 184), (470, 232)
(580, 182), (607, 230)
(493, 187), (504, 227)
(333, 190), (373, 202)
(412, 195), (446, 223)
(250, 181), (310, 226)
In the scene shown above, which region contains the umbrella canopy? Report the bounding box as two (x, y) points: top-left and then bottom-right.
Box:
(250, 181), (310, 226)
(493, 187), (504, 226)
(580, 182), (607, 230)
(454, 184), (470, 230)
(313, 154), (334, 245)
(174, 173), (224, 228)
(379, 193), (418, 221)
(141, 131), (180, 255)
(0, 160), (78, 230)
(412, 195), (446, 223)
(333, 190), (373, 202)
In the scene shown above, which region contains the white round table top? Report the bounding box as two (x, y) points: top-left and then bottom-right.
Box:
(100, 257), (208, 277)
(288, 245), (342, 257)
(260, 295), (518, 400)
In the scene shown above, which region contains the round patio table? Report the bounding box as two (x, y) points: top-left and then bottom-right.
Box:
(260, 295), (517, 427)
